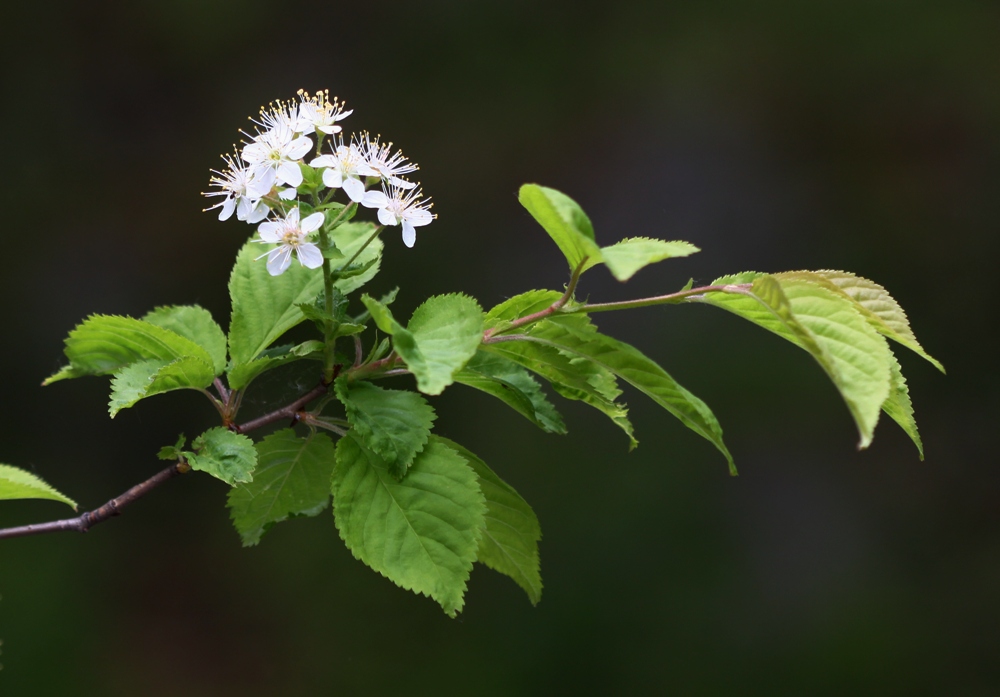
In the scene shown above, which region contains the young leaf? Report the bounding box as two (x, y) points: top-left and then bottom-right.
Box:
(332, 434), (486, 617)
(44, 315), (218, 384)
(376, 294), (484, 396)
(484, 289), (563, 332)
(109, 356), (216, 416)
(525, 319), (735, 473)
(142, 305), (228, 374)
(775, 270), (944, 373)
(0, 464), (77, 509)
(881, 354), (923, 459)
(335, 378), (437, 478)
(227, 429), (338, 546)
(455, 352), (567, 434)
(519, 184), (602, 273)
(599, 238), (700, 282)
(431, 436), (543, 605)
(187, 427), (257, 485)
(698, 274), (892, 449)
(227, 240), (326, 367)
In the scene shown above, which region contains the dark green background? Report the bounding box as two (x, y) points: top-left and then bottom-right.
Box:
(2, 1), (997, 694)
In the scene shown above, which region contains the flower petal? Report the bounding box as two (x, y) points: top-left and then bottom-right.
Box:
(310, 154), (337, 168)
(407, 209), (434, 227)
(246, 202), (270, 224)
(258, 222), (281, 242)
(296, 243), (324, 269)
(378, 207), (398, 226)
(322, 168), (343, 188)
(402, 221), (417, 248)
(287, 136), (313, 160)
(277, 161), (303, 187)
(361, 190), (387, 209)
(219, 197), (236, 221)
(267, 246), (293, 276)
(342, 177), (366, 202)
(301, 211), (325, 233)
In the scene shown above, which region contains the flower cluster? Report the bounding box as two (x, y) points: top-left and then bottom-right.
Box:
(204, 90), (434, 275)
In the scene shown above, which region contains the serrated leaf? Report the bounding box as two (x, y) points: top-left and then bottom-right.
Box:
(331, 222), (384, 294)
(227, 429), (338, 546)
(332, 434), (486, 617)
(698, 274), (892, 449)
(109, 356), (216, 416)
(599, 238), (700, 282)
(187, 427), (257, 485)
(360, 293), (405, 335)
(227, 241), (326, 367)
(0, 464), (77, 509)
(776, 270), (944, 373)
(525, 319), (734, 472)
(483, 333), (637, 449)
(142, 305), (228, 374)
(881, 354), (923, 459)
(519, 184), (602, 273)
(455, 352), (567, 434)
(46, 315), (218, 383)
(335, 379), (436, 478)
(431, 436), (542, 605)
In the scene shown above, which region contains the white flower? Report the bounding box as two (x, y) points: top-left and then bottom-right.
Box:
(255, 207), (325, 276)
(242, 122), (312, 196)
(310, 137), (382, 205)
(294, 89), (353, 135)
(357, 133), (418, 189)
(203, 151), (269, 223)
(376, 185), (434, 248)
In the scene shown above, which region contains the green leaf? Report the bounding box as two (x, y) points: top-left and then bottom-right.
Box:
(519, 184), (602, 273)
(335, 378), (437, 478)
(332, 434), (486, 617)
(0, 464), (77, 509)
(698, 274), (892, 449)
(389, 294), (485, 396)
(227, 429), (338, 546)
(881, 354), (923, 459)
(483, 332), (637, 449)
(109, 356), (216, 416)
(142, 305), (228, 374)
(776, 270), (944, 373)
(599, 238), (700, 282)
(187, 427), (257, 485)
(455, 352), (567, 434)
(525, 319), (734, 472)
(331, 222), (384, 295)
(432, 436), (542, 605)
(157, 434), (187, 461)
(45, 315), (218, 383)
(484, 289), (562, 332)
(227, 240), (326, 367)
(360, 293), (405, 335)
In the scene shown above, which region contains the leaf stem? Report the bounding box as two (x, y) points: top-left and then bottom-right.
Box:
(570, 283), (752, 313)
(0, 461), (190, 541)
(484, 258), (588, 339)
(339, 225), (383, 270)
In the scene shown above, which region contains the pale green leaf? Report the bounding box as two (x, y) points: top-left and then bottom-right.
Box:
(395, 294), (485, 396)
(525, 319), (734, 473)
(142, 305), (228, 374)
(187, 427), (257, 485)
(599, 238), (700, 282)
(332, 435), (486, 617)
(0, 464), (77, 509)
(331, 222), (384, 295)
(335, 378), (437, 478)
(698, 274), (892, 449)
(360, 293), (405, 335)
(227, 240), (326, 367)
(881, 354), (923, 459)
(455, 352), (567, 434)
(227, 429), (338, 546)
(45, 315), (217, 383)
(109, 356), (216, 416)
(519, 184), (602, 273)
(432, 436), (543, 605)
(776, 270), (944, 373)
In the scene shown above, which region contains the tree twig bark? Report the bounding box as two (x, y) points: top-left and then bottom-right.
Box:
(0, 461), (189, 540)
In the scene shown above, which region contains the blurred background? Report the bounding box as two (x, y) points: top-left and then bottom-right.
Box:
(1, 0), (997, 694)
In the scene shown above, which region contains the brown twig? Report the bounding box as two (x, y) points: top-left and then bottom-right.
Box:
(231, 383), (329, 434)
(0, 461), (189, 540)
